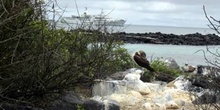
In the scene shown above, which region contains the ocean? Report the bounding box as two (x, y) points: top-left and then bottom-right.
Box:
(56, 23), (218, 66)
(123, 44), (217, 66)
(121, 25), (218, 66)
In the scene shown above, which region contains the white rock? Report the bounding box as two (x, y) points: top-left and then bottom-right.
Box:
(154, 93), (173, 104)
(92, 80), (127, 96)
(108, 90), (143, 106)
(164, 58), (179, 69)
(142, 102), (153, 110)
(145, 82), (164, 92)
(155, 103), (166, 110)
(174, 79), (191, 90)
(165, 100), (179, 109)
(167, 75), (192, 90)
(124, 73), (141, 82)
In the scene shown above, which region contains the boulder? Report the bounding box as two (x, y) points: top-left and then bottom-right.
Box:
(107, 90), (143, 106)
(47, 91), (83, 110)
(164, 58), (179, 69)
(83, 97), (121, 110)
(92, 80), (127, 96)
(192, 91), (217, 104)
(103, 100), (120, 110)
(83, 99), (105, 110)
(165, 100), (179, 109)
(125, 73), (151, 95)
(107, 68), (143, 80)
(142, 102), (153, 110)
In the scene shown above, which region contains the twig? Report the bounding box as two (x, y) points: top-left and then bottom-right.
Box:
(0, 35), (20, 44)
(203, 5), (220, 35)
(1, 0), (9, 14)
(11, 35), (22, 63)
(0, 95), (32, 105)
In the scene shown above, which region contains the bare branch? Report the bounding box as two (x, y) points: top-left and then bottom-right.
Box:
(1, 0), (9, 14)
(11, 35), (21, 64)
(203, 5), (220, 35)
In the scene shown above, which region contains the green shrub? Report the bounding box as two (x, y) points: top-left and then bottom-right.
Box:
(142, 59), (182, 82)
(0, 0), (133, 108)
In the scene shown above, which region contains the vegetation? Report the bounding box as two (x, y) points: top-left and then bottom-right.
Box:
(2, 0), (218, 109)
(141, 58), (183, 82)
(189, 6), (220, 110)
(0, 0), (133, 108)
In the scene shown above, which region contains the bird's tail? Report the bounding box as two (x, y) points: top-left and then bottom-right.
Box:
(147, 66), (155, 72)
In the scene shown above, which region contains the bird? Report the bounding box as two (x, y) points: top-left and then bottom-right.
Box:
(182, 63), (196, 72)
(133, 50), (155, 72)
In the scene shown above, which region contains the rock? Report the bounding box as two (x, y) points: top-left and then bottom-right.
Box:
(155, 71), (176, 82)
(83, 99), (120, 110)
(164, 58), (179, 69)
(166, 75), (192, 90)
(83, 99), (105, 110)
(92, 96), (120, 110)
(92, 80), (127, 96)
(142, 102), (153, 110)
(115, 32), (220, 45)
(124, 73), (141, 82)
(108, 90), (143, 106)
(107, 68), (143, 80)
(125, 76), (151, 95)
(145, 82), (164, 92)
(193, 91), (217, 104)
(197, 65), (204, 74)
(155, 103), (166, 110)
(92, 67), (220, 110)
(92, 68), (145, 97)
(154, 93), (173, 104)
(189, 76), (210, 89)
(173, 78), (192, 90)
(47, 91), (83, 110)
(165, 100), (179, 109)
(163, 89), (193, 106)
(103, 100), (120, 110)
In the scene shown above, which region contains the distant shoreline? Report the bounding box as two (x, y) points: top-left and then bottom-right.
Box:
(114, 32), (220, 45)
(122, 24), (217, 35)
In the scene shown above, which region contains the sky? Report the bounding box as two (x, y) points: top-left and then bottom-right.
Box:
(48, 0), (220, 28)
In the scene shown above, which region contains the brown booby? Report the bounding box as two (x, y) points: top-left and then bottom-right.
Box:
(133, 50), (155, 72)
(182, 63), (196, 72)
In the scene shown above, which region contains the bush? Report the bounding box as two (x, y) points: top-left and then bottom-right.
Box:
(0, 0), (133, 108)
(141, 59), (182, 82)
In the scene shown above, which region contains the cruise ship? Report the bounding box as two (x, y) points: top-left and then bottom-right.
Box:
(60, 9), (126, 27)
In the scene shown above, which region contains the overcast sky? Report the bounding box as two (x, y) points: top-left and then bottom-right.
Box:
(51, 0), (220, 28)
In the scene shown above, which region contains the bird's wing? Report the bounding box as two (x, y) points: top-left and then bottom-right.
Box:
(133, 55), (155, 72)
(133, 55), (150, 65)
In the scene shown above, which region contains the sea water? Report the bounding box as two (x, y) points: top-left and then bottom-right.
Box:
(121, 25), (218, 66)
(123, 44), (218, 66)
(56, 23), (218, 66)
(123, 24), (217, 35)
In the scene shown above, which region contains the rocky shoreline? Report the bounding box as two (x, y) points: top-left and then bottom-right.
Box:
(114, 32), (220, 45)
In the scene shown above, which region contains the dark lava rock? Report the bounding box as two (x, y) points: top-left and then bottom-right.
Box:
(83, 99), (120, 110)
(83, 100), (105, 110)
(47, 91), (83, 110)
(47, 91), (120, 110)
(193, 92), (218, 104)
(114, 32), (220, 45)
